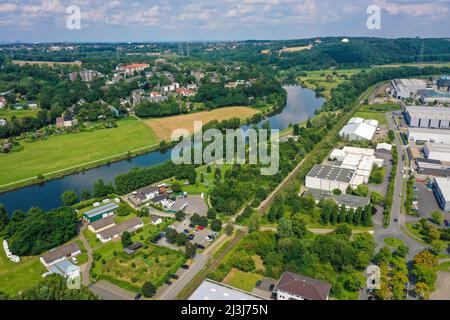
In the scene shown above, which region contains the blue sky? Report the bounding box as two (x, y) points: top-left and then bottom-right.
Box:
(0, 0), (449, 42)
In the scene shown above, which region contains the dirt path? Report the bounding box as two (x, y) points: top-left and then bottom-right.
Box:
(78, 225), (93, 286)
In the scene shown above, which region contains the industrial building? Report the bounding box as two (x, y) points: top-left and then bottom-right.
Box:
(404, 106), (450, 129)
(416, 159), (450, 177)
(305, 164), (355, 193)
(82, 202), (118, 223)
(390, 78), (427, 99)
(407, 128), (450, 144)
(437, 75), (450, 91)
(329, 147), (384, 184)
(423, 143), (450, 162)
(305, 188), (370, 209)
(418, 89), (450, 104)
(433, 177), (450, 211)
(189, 279), (264, 300)
(339, 118), (379, 141)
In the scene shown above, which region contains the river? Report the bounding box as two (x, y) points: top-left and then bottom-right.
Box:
(0, 86), (324, 212)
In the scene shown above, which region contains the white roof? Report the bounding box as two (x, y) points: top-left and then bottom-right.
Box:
(424, 143), (450, 154)
(189, 280), (263, 300)
(364, 119), (379, 128)
(342, 153), (362, 168)
(340, 123), (377, 141)
(330, 149), (346, 160)
(405, 105), (450, 121)
(342, 146), (375, 156)
(350, 175), (365, 186)
(358, 156), (375, 171)
(355, 169), (371, 178)
(348, 117), (365, 124)
(435, 177), (450, 201)
(376, 143), (392, 151)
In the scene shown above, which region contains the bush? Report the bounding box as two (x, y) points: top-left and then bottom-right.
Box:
(142, 282), (156, 298)
(211, 219), (222, 232)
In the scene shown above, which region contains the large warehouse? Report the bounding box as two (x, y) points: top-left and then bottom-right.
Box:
(408, 128), (450, 144)
(339, 118), (378, 141)
(424, 143), (450, 162)
(305, 164), (355, 193)
(390, 79), (427, 99)
(404, 106), (450, 129)
(433, 177), (450, 211)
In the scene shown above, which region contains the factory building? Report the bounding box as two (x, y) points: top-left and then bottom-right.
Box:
(390, 79), (427, 99)
(404, 106), (450, 129)
(408, 128), (450, 144)
(433, 177), (450, 211)
(305, 165), (355, 193)
(416, 158), (450, 177)
(339, 118), (379, 141)
(423, 143), (450, 162)
(418, 89), (450, 104)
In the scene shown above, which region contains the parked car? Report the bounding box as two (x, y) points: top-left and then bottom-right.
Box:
(71, 257), (78, 264)
(134, 293), (142, 300)
(165, 280), (172, 286)
(445, 220), (450, 227)
(197, 244), (205, 250)
(159, 231), (166, 237)
(183, 229), (189, 234)
(170, 274), (179, 279)
(181, 264), (190, 269)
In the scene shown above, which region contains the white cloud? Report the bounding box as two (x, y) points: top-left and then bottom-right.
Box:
(0, 3), (18, 13)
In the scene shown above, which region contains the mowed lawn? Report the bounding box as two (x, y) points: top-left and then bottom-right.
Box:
(144, 106), (260, 141)
(0, 118), (158, 186)
(223, 268), (263, 292)
(353, 111), (388, 125)
(0, 238), (46, 296)
(0, 108), (39, 121)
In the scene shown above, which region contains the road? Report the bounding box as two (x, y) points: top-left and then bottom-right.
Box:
(155, 253), (209, 300)
(89, 280), (135, 300)
(78, 224), (93, 286)
(373, 112), (425, 260)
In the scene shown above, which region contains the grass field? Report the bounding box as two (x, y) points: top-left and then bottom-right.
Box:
(144, 107), (260, 141)
(297, 68), (365, 98)
(384, 237), (405, 249)
(353, 111), (388, 125)
(95, 243), (186, 291)
(222, 268), (263, 292)
(0, 238), (46, 296)
(0, 108), (39, 121)
(280, 45), (313, 53)
(0, 118), (158, 187)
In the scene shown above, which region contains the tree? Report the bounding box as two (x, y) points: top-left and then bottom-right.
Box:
(332, 188), (342, 196)
(0, 205), (9, 233)
(93, 179), (114, 198)
(248, 216), (260, 233)
(175, 233), (188, 246)
(225, 222), (234, 236)
(211, 219), (222, 232)
(430, 240), (445, 255)
(395, 244), (409, 258)
(354, 185), (369, 197)
(374, 246), (392, 265)
(277, 218), (293, 238)
(142, 282), (156, 298)
(415, 282), (431, 300)
(370, 191), (383, 205)
(122, 231), (133, 247)
(334, 224), (352, 239)
(185, 241), (196, 258)
(291, 214), (307, 239)
(207, 208), (217, 220)
(431, 211), (444, 226)
(80, 189), (92, 201)
(61, 190), (78, 206)
(175, 211), (186, 221)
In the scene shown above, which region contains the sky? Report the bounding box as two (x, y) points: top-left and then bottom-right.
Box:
(0, 0), (449, 42)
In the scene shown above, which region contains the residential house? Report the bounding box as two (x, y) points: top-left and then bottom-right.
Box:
(176, 88), (195, 97)
(274, 271), (331, 300)
(151, 215), (163, 225)
(56, 114), (78, 128)
(88, 215), (116, 233)
(48, 259), (80, 279)
(97, 217), (144, 243)
(128, 185), (161, 207)
(40, 242), (81, 267)
(117, 63), (150, 75)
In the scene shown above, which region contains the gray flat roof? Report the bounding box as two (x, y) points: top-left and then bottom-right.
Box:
(307, 164), (354, 183)
(305, 189), (370, 208)
(84, 202), (119, 218)
(405, 106), (450, 121)
(189, 279), (264, 300)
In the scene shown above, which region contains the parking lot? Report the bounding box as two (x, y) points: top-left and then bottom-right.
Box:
(169, 195), (208, 216)
(414, 181), (447, 219)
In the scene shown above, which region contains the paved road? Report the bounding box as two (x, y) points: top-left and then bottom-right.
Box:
(156, 253), (209, 300)
(373, 112), (425, 260)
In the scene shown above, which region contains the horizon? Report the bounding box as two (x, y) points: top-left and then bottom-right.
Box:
(0, 0), (449, 42)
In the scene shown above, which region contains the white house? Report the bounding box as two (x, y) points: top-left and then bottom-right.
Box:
(274, 271), (331, 300)
(97, 217), (144, 243)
